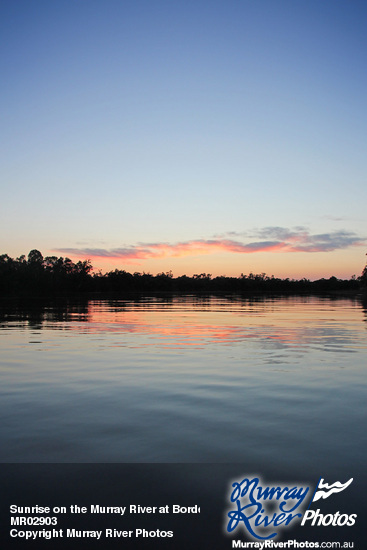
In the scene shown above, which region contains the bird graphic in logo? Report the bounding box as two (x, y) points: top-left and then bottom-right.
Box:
(312, 478), (353, 502)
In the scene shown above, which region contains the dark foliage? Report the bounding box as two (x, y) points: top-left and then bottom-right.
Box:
(0, 251), (93, 295)
(0, 250), (365, 297)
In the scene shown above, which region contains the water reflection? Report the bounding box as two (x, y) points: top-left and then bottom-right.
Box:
(0, 295), (366, 465)
(360, 295), (367, 322)
(0, 298), (91, 328)
(1, 294), (365, 348)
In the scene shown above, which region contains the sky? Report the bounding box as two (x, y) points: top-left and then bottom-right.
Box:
(1, 0), (366, 279)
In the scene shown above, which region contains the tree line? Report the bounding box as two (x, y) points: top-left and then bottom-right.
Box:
(0, 249), (366, 296)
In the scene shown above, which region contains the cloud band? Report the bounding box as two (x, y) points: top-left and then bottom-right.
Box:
(55, 227), (365, 262)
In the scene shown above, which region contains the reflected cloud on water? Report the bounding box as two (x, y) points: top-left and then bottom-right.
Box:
(0, 294), (366, 464)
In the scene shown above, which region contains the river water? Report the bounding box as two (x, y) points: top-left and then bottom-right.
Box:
(1, 294), (366, 474)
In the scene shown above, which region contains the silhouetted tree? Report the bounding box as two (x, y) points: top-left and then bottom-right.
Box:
(360, 255), (367, 286)
(27, 249), (44, 265)
(0, 249), (365, 296)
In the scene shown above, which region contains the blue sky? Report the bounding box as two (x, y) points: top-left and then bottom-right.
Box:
(1, 0), (366, 278)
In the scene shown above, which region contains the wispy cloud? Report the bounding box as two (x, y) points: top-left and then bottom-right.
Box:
(55, 227), (365, 262)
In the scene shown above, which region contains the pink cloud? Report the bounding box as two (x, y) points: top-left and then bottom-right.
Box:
(54, 227), (365, 263)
